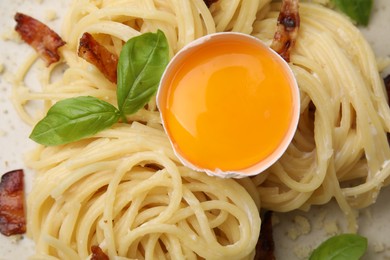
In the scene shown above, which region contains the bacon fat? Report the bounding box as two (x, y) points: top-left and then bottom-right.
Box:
(78, 32), (119, 84)
(0, 169), (26, 236)
(270, 0), (300, 62)
(14, 13), (65, 66)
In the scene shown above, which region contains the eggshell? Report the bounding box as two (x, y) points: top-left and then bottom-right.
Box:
(157, 32), (300, 178)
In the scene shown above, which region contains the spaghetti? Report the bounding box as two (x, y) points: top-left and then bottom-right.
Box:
(11, 0), (390, 259)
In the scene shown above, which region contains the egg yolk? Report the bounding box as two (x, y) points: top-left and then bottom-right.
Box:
(161, 38), (294, 172)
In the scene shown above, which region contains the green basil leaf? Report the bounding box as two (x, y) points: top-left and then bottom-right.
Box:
(331, 0), (373, 26)
(117, 29), (169, 116)
(309, 234), (368, 260)
(30, 96), (120, 146)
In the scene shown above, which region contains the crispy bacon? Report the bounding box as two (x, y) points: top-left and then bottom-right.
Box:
(203, 0), (219, 8)
(14, 12), (66, 66)
(384, 75), (390, 103)
(91, 245), (109, 260)
(384, 75), (390, 145)
(270, 0), (300, 62)
(78, 32), (119, 84)
(254, 211), (275, 260)
(0, 169), (26, 236)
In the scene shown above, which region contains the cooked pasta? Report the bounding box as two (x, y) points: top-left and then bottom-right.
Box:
(251, 2), (390, 231)
(25, 122), (260, 259)
(11, 0), (390, 259)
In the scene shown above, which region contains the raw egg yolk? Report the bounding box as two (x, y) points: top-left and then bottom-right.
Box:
(161, 38), (295, 172)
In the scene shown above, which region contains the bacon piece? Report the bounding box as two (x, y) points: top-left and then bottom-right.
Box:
(384, 75), (390, 103)
(203, 0), (219, 7)
(91, 245), (109, 260)
(14, 13), (66, 66)
(78, 32), (119, 84)
(254, 211), (275, 260)
(270, 0), (300, 62)
(0, 169), (26, 236)
(384, 75), (390, 145)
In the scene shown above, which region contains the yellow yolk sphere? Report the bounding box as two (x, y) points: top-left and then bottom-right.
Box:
(158, 33), (298, 175)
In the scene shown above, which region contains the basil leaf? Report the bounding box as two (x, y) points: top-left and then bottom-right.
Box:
(331, 0), (373, 26)
(117, 30), (169, 117)
(30, 96), (120, 146)
(309, 234), (368, 260)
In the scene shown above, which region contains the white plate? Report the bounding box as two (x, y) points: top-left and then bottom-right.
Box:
(0, 1), (389, 259)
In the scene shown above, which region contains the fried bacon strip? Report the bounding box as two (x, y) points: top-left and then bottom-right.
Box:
(254, 211), (275, 260)
(384, 75), (390, 145)
(203, 0), (219, 7)
(384, 75), (390, 103)
(91, 245), (109, 260)
(14, 13), (66, 66)
(78, 32), (119, 84)
(0, 169), (26, 236)
(270, 0), (300, 62)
